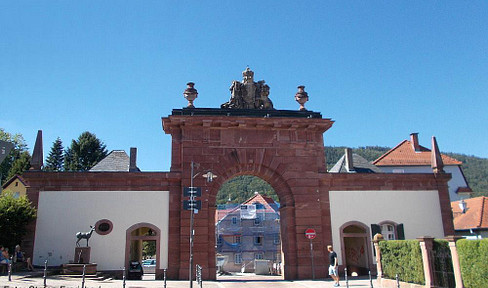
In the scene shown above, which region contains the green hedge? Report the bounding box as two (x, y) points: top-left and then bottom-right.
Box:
(379, 240), (425, 285)
(457, 239), (488, 288)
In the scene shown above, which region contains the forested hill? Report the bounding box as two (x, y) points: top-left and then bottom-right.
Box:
(325, 146), (488, 197)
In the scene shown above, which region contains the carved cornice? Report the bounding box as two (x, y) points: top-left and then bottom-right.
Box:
(162, 110), (334, 135)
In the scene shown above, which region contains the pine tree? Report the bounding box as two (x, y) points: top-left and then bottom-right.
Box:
(64, 132), (108, 171)
(44, 137), (64, 171)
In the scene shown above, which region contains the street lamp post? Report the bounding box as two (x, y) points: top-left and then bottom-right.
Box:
(189, 161), (195, 288)
(188, 161), (217, 288)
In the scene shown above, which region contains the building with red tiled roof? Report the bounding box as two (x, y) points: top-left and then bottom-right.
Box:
(216, 192), (281, 274)
(373, 133), (472, 201)
(451, 196), (488, 239)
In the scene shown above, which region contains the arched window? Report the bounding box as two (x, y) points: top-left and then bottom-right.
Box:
(371, 221), (405, 240)
(381, 224), (396, 240)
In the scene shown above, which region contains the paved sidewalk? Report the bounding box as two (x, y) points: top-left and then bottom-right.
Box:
(0, 273), (380, 288)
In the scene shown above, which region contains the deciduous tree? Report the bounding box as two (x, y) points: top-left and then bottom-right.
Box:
(0, 129), (30, 185)
(0, 191), (37, 251)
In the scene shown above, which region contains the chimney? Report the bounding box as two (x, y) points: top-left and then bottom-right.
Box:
(30, 130), (43, 170)
(410, 133), (420, 151)
(345, 148), (354, 172)
(431, 136), (445, 173)
(129, 147), (139, 172)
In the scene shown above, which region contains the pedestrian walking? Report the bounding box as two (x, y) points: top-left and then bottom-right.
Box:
(328, 245), (340, 287)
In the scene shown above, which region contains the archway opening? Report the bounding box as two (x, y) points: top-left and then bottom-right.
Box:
(340, 223), (372, 276)
(125, 224), (160, 281)
(215, 175), (283, 280)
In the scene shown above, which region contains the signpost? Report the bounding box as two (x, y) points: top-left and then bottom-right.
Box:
(305, 228), (316, 279)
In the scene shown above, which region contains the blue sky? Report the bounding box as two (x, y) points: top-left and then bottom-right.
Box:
(1, 1), (487, 171)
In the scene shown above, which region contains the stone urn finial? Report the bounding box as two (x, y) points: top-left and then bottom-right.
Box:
(295, 85), (309, 111)
(183, 82), (198, 108)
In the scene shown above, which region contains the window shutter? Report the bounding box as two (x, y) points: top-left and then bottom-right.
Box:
(397, 223), (405, 240)
(371, 224), (381, 238)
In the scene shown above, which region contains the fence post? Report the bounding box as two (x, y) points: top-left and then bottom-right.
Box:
(445, 236), (464, 288)
(417, 236), (435, 288)
(81, 264), (86, 288)
(369, 270), (373, 288)
(373, 234), (384, 280)
(163, 268), (167, 288)
(122, 266), (126, 288)
(8, 256), (12, 281)
(43, 260), (48, 288)
(344, 267), (349, 288)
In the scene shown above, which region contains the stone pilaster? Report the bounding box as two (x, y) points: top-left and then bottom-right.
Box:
(417, 237), (435, 288)
(446, 236), (464, 288)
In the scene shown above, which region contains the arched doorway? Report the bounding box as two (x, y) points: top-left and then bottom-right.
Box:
(339, 221), (372, 276)
(125, 223), (161, 279)
(215, 175), (282, 279)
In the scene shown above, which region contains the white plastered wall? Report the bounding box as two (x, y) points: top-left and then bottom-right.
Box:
(33, 191), (169, 270)
(377, 166), (469, 201)
(329, 190), (445, 265)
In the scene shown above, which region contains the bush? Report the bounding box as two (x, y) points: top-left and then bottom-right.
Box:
(379, 240), (425, 284)
(0, 191), (37, 250)
(457, 239), (488, 288)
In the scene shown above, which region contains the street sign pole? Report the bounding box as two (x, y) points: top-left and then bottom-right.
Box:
(310, 239), (315, 280)
(305, 228), (317, 280)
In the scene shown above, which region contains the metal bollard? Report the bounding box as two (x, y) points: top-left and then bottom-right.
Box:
(81, 264), (86, 288)
(344, 267), (349, 288)
(396, 274), (400, 288)
(122, 266), (126, 288)
(369, 270), (373, 288)
(163, 268), (167, 288)
(8, 256), (12, 281)
(43, 260), (48, 288)
(196, 264), (203, 288)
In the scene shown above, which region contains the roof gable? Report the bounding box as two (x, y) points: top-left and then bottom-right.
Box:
(329, 153), (382, 173)
(373, 140), (462, 166)
(1, 175), (27, 189)
(451, 197), (488, 230)
(89, 150), (131, 172)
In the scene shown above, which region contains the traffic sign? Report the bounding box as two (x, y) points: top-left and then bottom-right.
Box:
(305, 228), (316, 240)
(183, 200), (202, 211)
(183, 187), (202, 197)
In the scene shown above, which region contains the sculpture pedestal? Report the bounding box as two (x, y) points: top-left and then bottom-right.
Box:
(62, 247), (96, 275)
(75, 247), (91, 264)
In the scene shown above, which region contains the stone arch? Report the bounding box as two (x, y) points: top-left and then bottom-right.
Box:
(208, 162), (295, 208)
(125, 223), (161, 277)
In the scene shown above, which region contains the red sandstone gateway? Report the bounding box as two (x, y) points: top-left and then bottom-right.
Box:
(19, 68), (454, 281)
